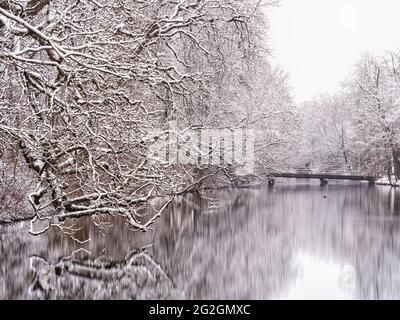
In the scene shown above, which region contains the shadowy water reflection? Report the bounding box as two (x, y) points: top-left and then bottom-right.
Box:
(1, 182), (400, 299)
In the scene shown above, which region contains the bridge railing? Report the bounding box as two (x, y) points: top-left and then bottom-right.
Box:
(280, 166), (373, 177)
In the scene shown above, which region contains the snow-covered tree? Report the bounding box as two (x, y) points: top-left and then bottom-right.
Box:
(1, 0), (294, 233)
(348, 52), (400, 182)
(296, 50), (400, 182)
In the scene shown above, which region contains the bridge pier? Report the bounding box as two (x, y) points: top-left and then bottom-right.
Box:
(320, 178), (329, 186)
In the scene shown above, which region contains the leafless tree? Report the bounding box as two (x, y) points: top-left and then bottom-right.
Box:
(296, 51), (400, 183)
(1, 0), (294, 234)
(348, 52), (400, 182)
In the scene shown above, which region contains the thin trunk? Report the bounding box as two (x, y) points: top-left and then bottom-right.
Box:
(387, 154), (393, 185)
(393, 149), (400, 181)
(341, 132), (350, 171)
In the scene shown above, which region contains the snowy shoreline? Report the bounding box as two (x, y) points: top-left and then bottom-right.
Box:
(375, 176), (400, 187)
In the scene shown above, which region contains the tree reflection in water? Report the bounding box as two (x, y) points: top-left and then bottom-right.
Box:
(1, 183), (400, 299)
(28, 249), (178, 300)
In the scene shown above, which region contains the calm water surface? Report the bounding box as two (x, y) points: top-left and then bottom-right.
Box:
(1, 182), (400, 299)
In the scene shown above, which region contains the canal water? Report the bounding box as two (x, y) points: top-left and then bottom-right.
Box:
(1, 182), (400, 299)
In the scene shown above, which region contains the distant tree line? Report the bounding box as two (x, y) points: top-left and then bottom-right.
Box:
(296, 51), (400, 185)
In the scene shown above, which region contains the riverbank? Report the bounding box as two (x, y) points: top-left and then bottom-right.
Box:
(0, 213), (35, 225)
(1, 178), (397, 225)
(375, 176), (400, 187)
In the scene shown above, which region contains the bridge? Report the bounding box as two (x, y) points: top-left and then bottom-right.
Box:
(268, 167), (376, 186)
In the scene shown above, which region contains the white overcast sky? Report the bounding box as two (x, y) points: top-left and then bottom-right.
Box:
(267, 0), (400, 103)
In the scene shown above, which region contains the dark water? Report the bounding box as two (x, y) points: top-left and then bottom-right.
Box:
(1, 182), (400, 300)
